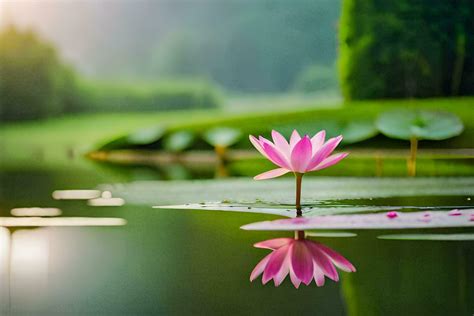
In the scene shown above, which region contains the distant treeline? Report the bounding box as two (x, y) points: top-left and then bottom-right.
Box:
(339, 0), (474, 99)
(0, 27), (220, 122)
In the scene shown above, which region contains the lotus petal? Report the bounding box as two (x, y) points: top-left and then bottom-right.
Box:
(272, 130), (291, 157)
(254, 168), (290, 180)
(254, 238), (293, 250)
(315, 242), (356, 272)
(262, 245), (290, 284)
(311, 130), (326, 153)
(311, 153), (349, 171)
(289, 130), (301, 148)
(262, 143), (291, 169)
(306, 136), (343, 171)
(291, 136), (313, 173)
(290, 241), (314, 285)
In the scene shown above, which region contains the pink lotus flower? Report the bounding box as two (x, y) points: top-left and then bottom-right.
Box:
(250, 237), (356, 288)
(249, 130), (348, 180)
(249, 129), (348, 216)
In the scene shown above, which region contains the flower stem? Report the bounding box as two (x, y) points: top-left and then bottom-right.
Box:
(295, 230), (305, 240)
(295, 173), (303, 217)
(408, 137), (418, 177)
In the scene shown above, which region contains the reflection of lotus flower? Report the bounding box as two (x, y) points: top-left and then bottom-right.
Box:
(250, 237), (356, 288)
(249, 130), (348, 180)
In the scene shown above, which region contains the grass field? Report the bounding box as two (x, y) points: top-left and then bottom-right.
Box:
(1, 97), (473, 172)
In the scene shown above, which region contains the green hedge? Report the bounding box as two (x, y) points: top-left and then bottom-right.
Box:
(338, 0), (474, 100)
(75, 79), (221, 113)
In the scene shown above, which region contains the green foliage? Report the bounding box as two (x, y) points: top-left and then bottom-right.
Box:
(293, 64), (339, 92)
(0, 26), (77, 121)
(376, 109), (464, 140)
(98, 125), (165, 150)
(89, 97), (474, 152)
(77, 79), (221, 112)
(127, 126), (166, 145)
(105, 177), (474, 208)
(338, 0), (474, 99)
(163, 131), (196, 152)
(276, 119), (378, 144)
(203, 127), (242, 148)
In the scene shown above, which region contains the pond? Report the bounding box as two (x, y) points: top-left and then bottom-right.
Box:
(0, 159), (473, 315)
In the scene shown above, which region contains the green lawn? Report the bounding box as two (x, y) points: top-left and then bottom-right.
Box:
(1, 97), (473, 171)
(0, 110), (217, 169)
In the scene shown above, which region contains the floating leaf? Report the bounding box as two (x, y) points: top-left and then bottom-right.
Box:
(203, 127), (242, 147)
(163, 131), (195, 152)
(103, 177), (474, 207)
(377, 233), (474, 241)
(97, 135), (132, 151)
(376, 109), (464, 141)
(276, 119), (378, 144)
(240, 209), (474, 231)
(339, 120), (379, 144)
(98, 125), (165, 150)
(154, 202), (293, 217)
(306, 231), (357, 238)
(126, 126), (165, 145)
(154, 202), (406, 217)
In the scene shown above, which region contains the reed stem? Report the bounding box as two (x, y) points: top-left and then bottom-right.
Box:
(408, 137), (418, 177)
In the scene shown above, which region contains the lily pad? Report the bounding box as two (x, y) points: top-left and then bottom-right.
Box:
(163, 131), (195, 152)
(339, 120), (379, 144)
(102, 177), (474, 207)
(154, 202), (294, 217)
(276, 119), (378, 145)
(154, 202), (407, 217)
(98, 125), (166, 150)
(126, 126), (166, 145)
(306, 231), (357, 238)
(203, 127), (242, 147)
(376, 109), (464, 141)
(240, 209), (474, 231)
(377, 233), (474, 241)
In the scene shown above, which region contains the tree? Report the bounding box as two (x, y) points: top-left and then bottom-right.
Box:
(0, 26), (76, 121)
(338, 0), (474, 100)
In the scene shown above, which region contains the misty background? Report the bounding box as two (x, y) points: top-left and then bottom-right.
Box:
(1, 0), (340, 93)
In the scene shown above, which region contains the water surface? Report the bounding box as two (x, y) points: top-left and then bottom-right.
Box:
(0, 162), (473, 315)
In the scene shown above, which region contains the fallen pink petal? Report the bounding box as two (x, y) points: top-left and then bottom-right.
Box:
(250, 237), (356, 288)
(448, 209), (462, 216)
(386, 211), (398, 219)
